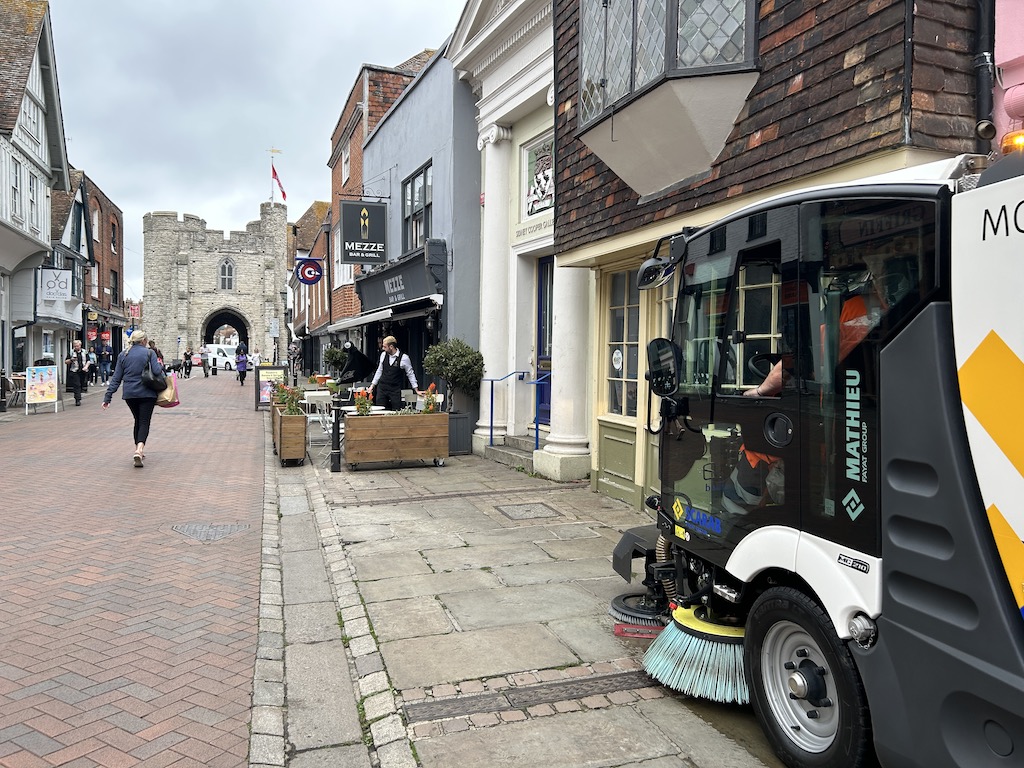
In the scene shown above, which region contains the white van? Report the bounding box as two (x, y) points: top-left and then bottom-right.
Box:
(207, 344), (239, 371)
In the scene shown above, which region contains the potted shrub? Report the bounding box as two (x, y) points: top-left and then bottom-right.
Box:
(423, 338), (484, 413)
(322, 346), (348, 378)
(423, 337), (484, 455)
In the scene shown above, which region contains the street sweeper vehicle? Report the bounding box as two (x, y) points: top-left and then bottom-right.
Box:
(612, 153), (1024, 768)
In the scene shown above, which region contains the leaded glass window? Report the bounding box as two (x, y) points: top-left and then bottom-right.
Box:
(579, 0), (754, 126)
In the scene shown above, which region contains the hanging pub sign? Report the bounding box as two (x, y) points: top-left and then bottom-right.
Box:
(340, 200), (387, 265)
(295, 258), (323, 285)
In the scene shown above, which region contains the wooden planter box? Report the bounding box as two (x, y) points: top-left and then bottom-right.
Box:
(272, 405), (282, 452)
(278, 412), (307, 465)
(344, 412), (448, 468)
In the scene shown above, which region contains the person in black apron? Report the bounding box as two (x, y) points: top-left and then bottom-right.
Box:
(64, 339), (90, 406)
(368, 335), (422, 411)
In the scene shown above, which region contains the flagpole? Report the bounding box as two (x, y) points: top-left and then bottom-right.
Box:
(267, 147), (282, 202)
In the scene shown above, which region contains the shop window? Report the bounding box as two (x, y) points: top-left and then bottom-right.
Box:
(606, 270), (640, 417)
(402, 164), (431, 253)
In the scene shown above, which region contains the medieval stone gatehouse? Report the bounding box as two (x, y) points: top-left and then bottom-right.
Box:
(141, 202), (289, 364)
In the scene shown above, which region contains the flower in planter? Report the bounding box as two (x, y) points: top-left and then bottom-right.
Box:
(354, 389), (373, 416)
(274, 382), (304, 415)
(422, 382), (438, 413)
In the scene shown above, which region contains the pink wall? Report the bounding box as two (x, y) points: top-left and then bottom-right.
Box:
(995, 0), (1024, 143)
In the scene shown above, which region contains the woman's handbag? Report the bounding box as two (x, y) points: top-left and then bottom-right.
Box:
(141, 351), (167, 392)
(156, 371), (180, 408)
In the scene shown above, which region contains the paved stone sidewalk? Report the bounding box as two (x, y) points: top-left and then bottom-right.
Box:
(253, 449), (781, 768)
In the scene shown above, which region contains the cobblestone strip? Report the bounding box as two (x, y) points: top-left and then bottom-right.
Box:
(310, 463), (418, 768)
(250, 417), (287, 768)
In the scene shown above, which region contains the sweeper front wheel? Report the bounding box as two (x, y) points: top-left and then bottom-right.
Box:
(744, 587), (874, 768)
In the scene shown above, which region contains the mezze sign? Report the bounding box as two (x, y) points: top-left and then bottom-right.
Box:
(340, 200), (387, 265)
(355, 252), (434, 311)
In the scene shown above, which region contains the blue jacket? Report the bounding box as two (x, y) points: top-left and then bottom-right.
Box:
(104, 344), (163, 402)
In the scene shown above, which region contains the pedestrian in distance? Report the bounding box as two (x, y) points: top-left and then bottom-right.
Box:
(250, 347), (262, 368)
(368, 335), (422, 411)
(148, 340), (164, 367)
(88, 347), (99, 384)
(99, 341), (114, 383)
(102, 329), (164, 468)
(183, 346), (193, 379)
(199, 343), (210, 377)
(236, 350), (248, 386)
(64, 338), (90, 406)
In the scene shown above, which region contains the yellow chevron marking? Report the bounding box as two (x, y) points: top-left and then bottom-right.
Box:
(959, 331), (1024, 478)
(986, 505), (1024, 610)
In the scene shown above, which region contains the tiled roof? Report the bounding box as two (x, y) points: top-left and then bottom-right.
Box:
(50, 167), (82, 241)
(294, 201), (330, 252)
(0, 0), (47, 137)
(394, 49), (436, 73)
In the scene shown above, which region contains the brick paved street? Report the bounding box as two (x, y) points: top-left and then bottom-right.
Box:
(0, 373), (263, 767)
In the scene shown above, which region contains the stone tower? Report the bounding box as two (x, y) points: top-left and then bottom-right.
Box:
(142, 202), (289, 362)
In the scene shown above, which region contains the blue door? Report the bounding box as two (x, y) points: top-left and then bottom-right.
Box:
(536, 256), (553, 425)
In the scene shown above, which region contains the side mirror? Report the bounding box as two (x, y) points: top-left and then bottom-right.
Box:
(637, 255), (676, 291)
(637, 232), (688, 291)
(646, 338), (680, 397)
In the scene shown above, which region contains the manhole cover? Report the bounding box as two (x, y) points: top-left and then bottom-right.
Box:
(172, 523), (250, 542)
(496, 503), (560, 520)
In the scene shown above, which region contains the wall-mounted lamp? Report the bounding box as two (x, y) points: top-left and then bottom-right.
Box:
(425, 312), (435, 332)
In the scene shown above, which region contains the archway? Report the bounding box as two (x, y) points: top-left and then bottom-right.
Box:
(203, 309), (249, 350)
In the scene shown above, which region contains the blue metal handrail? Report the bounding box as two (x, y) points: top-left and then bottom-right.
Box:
(525, 373), (551, 450)
(482, 371), (529, 445)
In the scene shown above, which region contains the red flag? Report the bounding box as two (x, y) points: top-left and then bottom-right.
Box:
(272, 161), (287, 201)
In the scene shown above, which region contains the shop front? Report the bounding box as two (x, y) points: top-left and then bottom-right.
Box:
(329, 246), (447, 390)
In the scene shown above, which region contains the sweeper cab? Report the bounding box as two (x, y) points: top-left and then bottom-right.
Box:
(612, 153), (1024, 768)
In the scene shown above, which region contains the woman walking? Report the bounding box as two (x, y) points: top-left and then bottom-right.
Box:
(236, 348), (249, 386)
(102, 329), (164, 468)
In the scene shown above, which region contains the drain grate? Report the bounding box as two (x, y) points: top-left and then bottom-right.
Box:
(403, 670), (653, 723)
(172, 523), (250, 542)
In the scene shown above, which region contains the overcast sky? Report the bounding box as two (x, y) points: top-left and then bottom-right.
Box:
(48, 0), (469, 300)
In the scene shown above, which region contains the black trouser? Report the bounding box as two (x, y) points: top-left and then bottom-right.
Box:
(183, 359), (192, 378)
(68, 370), (86, 402)
(378, 387), (403, 411)
(126, 397), (157, 445)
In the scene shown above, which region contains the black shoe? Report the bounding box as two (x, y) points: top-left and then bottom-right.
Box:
(75, 401), (81, 406)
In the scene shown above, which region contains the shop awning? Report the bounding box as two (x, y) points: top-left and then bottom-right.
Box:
(326, 294), (443, 334)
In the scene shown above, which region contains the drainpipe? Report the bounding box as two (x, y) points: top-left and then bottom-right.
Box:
(902, 1), (914, 144)
(975, 0), (997, 152)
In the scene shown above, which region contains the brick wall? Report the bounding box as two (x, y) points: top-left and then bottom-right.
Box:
(82, 176), (125, 311)
(554, 0), (978, 254)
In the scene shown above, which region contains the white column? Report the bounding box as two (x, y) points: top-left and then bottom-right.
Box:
(534, 265), (591, 481)
(475, 124), (513, 444)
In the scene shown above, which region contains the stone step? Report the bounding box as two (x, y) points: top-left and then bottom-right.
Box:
(484, 443), (534, 474)
(504, 433), (546, 453)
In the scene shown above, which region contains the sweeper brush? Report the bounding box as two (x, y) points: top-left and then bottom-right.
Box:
(643, 605), (749, 705)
